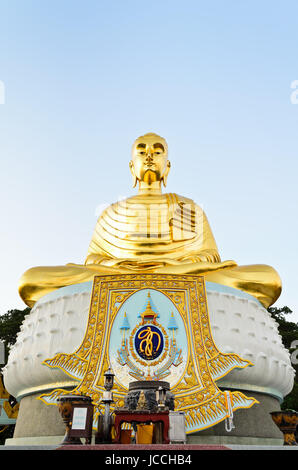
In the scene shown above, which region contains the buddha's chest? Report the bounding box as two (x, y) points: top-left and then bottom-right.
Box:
(105, 196), (197, 242)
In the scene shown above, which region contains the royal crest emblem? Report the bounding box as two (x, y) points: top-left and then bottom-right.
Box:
(116, 291), (183, 382)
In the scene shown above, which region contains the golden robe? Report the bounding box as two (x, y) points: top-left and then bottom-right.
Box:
(19, 193), (281, 308)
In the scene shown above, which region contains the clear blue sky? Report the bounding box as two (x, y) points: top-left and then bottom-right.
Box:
(0, 1), (297, 320)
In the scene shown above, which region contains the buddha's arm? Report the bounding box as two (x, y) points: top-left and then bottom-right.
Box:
(85, 252), (111, 265)
(175, 203), (221, 263)
(85, 214), (113, 265)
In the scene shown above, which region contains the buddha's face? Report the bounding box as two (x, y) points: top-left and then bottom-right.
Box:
(130, 133), (170, 186)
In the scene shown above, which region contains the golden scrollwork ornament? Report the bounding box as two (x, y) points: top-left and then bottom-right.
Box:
(39, 274), (258, 433)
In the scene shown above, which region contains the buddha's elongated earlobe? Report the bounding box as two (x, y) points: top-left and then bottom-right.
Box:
(162, 160), (171, 187)
(129, 160), (138, 188)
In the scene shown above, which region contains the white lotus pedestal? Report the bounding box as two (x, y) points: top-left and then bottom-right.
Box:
(3, 278), (295, 446)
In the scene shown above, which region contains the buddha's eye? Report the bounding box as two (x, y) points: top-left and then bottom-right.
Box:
(138, 151), (146, 155)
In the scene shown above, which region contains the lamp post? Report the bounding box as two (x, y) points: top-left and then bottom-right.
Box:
(104, 368), (115, 391)
(102, 368), (115, 443)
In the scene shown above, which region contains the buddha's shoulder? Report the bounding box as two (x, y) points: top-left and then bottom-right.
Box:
(169, 193), (195, 204)
(100, 193), (201, 217)
(166, 193), (204, 211)
(112, 192), (197, 204)
(105, 193), (169, 206)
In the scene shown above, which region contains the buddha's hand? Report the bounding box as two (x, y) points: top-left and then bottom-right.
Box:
(179, 250), (222, 264)
(85, 254), (156, 268)
(85, 254), (114, 265)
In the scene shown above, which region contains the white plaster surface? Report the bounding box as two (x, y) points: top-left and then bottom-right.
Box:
(2, 282), (295, 401)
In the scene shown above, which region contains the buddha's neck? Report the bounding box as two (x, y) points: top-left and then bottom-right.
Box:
(137, 181), (163, 196)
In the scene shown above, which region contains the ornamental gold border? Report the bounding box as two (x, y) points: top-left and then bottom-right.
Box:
(95, 276), (219, 398)
(39, 274), (258, 433)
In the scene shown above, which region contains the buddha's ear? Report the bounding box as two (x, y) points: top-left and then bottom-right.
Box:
(129, 160), (138, 188)
(162, 160), (171, 187)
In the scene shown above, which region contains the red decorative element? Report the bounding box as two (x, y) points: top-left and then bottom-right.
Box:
(114, 410), (170, 444)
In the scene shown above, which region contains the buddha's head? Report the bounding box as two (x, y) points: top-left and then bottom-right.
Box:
(130, 132), (171, 189)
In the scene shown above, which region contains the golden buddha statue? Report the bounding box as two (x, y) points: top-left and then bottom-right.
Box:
(19, 133), (281, 309)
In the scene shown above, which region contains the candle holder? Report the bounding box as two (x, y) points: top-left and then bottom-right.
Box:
(95, 368), (115, 444)
(156, 386), (167, 410)
(271, 410), (298, 446)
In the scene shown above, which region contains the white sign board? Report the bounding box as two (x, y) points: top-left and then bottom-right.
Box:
(169, 411), (186, 442)
(71, 407), (88, 430)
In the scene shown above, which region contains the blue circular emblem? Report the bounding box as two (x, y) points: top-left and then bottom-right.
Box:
(135, 325), (164, 360)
